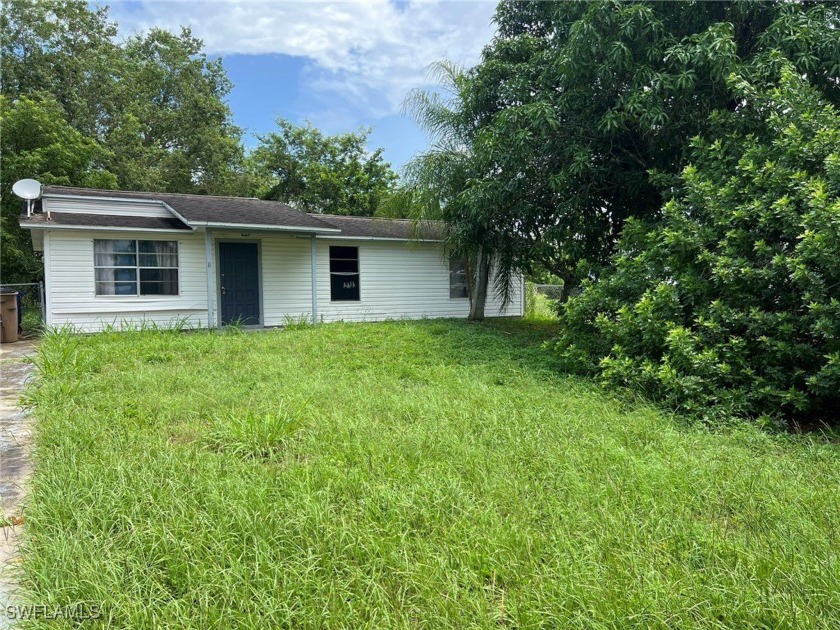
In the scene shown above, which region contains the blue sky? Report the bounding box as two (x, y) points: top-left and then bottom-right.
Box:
(105, 1), (498, 173)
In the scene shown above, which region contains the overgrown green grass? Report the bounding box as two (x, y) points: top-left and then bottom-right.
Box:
(22, 320), (840, 628)
(20, 305), (43, 336)
(523, 283), (559, 321)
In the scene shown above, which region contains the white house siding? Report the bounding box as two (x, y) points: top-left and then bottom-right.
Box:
(209, 231), (313, 327)
(41, 230), (523, 332)
(43, 229), (209, 332)
(45, 196), (172, 218)
(314, 238), (523, 323)
(207, 233), (522, 325)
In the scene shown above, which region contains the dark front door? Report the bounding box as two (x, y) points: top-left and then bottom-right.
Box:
(219, 242), (260, 325)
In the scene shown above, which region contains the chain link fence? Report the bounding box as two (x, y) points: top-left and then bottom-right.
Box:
(532, 284), (565, 301)
(0, 282), (45, 336)
(524, 282), (564, 320)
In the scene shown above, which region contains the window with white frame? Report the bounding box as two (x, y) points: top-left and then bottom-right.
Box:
(449, 258), (468, 299)
(329, 246), (360, 301)
(94, 239), (179, 296)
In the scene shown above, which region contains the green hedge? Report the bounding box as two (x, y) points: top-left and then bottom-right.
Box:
(552, 67), (840, 426)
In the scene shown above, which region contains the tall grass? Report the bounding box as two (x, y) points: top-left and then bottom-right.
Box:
(524, 283), (559, 321)
(20, 320), (840, 628)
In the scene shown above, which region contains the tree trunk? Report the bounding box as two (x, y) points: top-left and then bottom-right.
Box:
(468, 248), (491, 321)
(541, 260), (577, 303)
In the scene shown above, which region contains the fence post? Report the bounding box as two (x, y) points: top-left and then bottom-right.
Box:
(39, 281), (45, 324)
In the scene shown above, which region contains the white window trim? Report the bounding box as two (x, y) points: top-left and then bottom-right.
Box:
(93, 239), (181, 298)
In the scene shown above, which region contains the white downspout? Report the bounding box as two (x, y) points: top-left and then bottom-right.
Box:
(311, 235), (318, 324)
(205, 228), (215, 328)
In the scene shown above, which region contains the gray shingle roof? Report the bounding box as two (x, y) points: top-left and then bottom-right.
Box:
(21, 186), (444, 241)
(21, 211), (191, 231)
(311, 214), (443, 240)
(41, 186), (338, 232)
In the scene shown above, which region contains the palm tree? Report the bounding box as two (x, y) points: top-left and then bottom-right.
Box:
(396, 61), (498, 321)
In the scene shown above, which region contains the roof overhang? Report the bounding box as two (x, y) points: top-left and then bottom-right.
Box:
(20, 223), (193, 234)
(20, 187), (443, 241)
(37, 192), (342, 234)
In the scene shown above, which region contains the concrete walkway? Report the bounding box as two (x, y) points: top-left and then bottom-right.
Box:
(0, 339), (38, 623)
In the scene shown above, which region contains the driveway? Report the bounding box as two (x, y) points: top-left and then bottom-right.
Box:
(1, 339), (38, 623)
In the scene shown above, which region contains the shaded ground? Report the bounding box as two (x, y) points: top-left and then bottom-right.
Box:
(1, 339), (38, 625)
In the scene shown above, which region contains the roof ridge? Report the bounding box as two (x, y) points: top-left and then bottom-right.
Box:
(44, 185), (261, 202)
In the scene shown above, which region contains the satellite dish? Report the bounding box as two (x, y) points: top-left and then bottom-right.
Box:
(12, 179), (42, 217)
(12, 179), (41, 200)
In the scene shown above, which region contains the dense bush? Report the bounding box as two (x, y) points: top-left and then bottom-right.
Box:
(552, 68), (840, 426)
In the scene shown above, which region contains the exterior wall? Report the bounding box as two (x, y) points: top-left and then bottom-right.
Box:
(40, 229), (524, 332)
(314, 238), (523, 323)
(44, 196), (172, 218)
(209, 231), (313, 327)
(43, 229), (209, 332)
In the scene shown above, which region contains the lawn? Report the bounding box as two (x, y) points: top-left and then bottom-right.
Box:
(22, 319), (840, 628)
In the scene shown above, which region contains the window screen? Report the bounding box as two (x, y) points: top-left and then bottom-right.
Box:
(94, 239), (179, 296)
(449, 258), (468, 299)
(329, 246), (360, 301)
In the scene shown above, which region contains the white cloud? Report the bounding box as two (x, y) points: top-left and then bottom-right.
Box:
(106, 0), (497, 119)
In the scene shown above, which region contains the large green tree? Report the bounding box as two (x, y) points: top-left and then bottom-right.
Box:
(553, 67), (840, 426)
(466, 0), (840, 286)
(1, 0), (250, 281)
(0, 95), (117, 282)
(250, 118), (397, 216)
(1, 0), (119, 136)
(1, 0), (247, 195)
(106, 27), (247, 195)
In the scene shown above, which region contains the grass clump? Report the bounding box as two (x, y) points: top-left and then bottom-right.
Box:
(204, 404), (304, 460)
(21, 319), (840, 628)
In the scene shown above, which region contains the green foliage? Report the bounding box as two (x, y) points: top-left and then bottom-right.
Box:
(105, 27), (247, 195)
(0, 1), (254, 280)
(0, 94), (117, 282)
(22, 320), (840, 626)
(2, 2), (246, 195)
(553, 69), (840, 426)
(250, 118), (397, 216)
(281, 313), (315, 330)
(398, 61), (507, 319)
(1, 0), (119, 136)
(523, 283), (559, 322)
(204, 404), (303, 460)
(466, 0), (840, 285)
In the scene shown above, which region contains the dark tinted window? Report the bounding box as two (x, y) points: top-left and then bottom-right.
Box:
(449, 259), (468, 299)
(329, 246), (360, 301)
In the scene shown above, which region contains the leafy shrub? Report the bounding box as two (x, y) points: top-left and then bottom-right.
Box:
(552, 67), (840, 426)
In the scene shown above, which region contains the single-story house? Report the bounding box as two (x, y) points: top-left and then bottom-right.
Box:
(19, 186), (523, 332)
